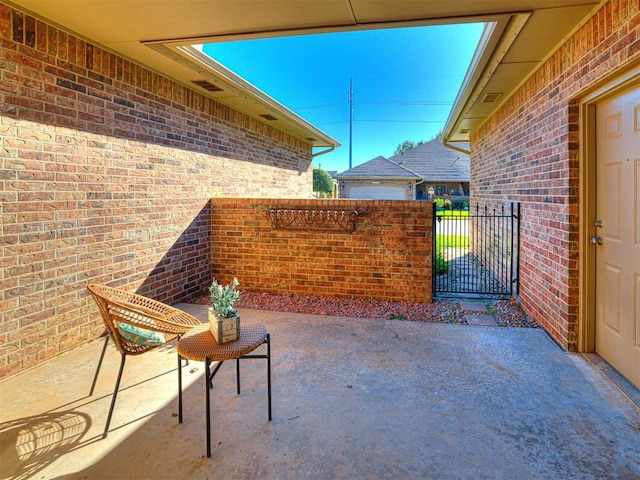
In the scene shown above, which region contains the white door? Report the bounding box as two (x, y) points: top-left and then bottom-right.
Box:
(348, 185), (407, 200)
(595, 83), (640, 388)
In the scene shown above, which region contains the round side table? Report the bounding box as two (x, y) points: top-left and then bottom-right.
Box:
(178, 322), (271, 457)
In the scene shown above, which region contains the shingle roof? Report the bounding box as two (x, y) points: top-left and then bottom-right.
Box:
(334, 156), (421, 179)
(335, 139), (469, 182)
(389, 139), (469, 182)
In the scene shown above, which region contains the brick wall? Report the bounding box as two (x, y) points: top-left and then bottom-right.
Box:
(0, 4), (314, 377)
(470, 0), (639, 350)
(211, 198), (433, 303)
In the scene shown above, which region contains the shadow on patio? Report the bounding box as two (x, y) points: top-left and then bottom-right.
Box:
(1, 305), (639, 479)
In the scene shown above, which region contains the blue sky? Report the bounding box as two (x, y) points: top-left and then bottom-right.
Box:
(203, 23), (484, 173)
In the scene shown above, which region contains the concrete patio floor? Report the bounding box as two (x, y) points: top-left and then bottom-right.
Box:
(1, 305), (639, 480)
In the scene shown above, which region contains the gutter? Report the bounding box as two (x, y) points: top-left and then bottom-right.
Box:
(442, 141), (470, 156)
(312, 145), (336, 158)
(411, 177), (425, 200)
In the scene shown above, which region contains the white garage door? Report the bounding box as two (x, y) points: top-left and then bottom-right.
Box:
(349, 185), (407, 200)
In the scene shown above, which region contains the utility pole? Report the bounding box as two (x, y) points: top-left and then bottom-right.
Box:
(349, 78), (353, 170)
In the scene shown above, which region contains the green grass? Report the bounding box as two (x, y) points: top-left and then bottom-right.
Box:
(434, 248), (448, 275)
(436, 209), (469, 218)
(434, 213), (470, 274)
(436, 234), (469, 248)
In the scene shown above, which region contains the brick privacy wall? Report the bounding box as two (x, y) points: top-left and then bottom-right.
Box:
(470, 0), (639, 350)
(0, 4), (314, 378)
(211, 198), (433, 303)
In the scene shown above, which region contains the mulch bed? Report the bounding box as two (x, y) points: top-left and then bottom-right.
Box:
(192, 291), (538, 328)
(486, 299), (538, 328)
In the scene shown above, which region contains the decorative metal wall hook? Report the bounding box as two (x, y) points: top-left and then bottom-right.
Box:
(269, 209), (358, 233)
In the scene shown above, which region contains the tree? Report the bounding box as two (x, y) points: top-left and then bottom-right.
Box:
(394, 139), (426, 155)
(313, 168), (334, 197)
(394, 140), (416, 155)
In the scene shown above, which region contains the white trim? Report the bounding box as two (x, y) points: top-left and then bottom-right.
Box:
(443, 13), (530, 143)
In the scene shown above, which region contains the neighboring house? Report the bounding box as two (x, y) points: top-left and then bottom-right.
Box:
(334, 156), (421, 200)
(335, 139), (470, 200)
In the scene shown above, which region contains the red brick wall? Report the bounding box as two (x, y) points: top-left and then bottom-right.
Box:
(211, 198), (433, 303)
(0, 4), (314, 377)
(470, 0), (639, 350)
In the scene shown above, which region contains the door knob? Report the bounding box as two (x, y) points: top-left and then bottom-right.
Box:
(590, 236), (603, 245)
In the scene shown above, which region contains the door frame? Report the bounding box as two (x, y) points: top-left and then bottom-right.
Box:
(577, 62), (640, 353)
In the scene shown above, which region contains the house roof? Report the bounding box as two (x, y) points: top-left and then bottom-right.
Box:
(335, 139), (469, 182)
(388, 139), (470, 182)
(6, 1), (601, 148)
(335, 156), (421, 180)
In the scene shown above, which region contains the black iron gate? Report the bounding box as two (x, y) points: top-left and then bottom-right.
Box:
(433, 202), (520, 298)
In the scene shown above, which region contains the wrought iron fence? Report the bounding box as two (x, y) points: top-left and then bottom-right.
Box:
(433, 202), (520, 298)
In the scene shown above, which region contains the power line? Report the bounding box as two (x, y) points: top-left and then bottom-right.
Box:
(314, 120), (349, 126)
(314, 119), (447, 126)
(292, 99), (450, 110)
(354, 119), (446, 124)
(292, 102), (348, 110)
(358, 101), (451, 106)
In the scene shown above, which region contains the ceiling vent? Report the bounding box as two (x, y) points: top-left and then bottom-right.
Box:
(459, 128), (471, 134)
(306, 137), (317, 142)
(260, 114), (278, 121)
(482, 92), (502, 103)
(191, 80), (223, 92)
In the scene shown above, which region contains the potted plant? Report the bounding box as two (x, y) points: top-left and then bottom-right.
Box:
(208, 277), (242, 344)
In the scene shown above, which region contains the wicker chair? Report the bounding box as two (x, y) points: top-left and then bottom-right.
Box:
(87, 283), (201, 438)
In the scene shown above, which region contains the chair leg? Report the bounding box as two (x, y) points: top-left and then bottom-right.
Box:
(205, 357), (212, 458)
(236, 358), (241, 395)
(103, 353), (126, 439)
(266, 333), (272, 421)
(90, 333), (110, 397)
(178, 352), (183, 423)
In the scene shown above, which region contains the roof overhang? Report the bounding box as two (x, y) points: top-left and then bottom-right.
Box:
(443, 1), (602, 147)
(147, 43), (339, 148)
(336, 176), (420, 181)
(3, 0), (603, 149)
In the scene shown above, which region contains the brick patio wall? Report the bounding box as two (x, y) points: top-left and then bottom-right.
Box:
(0, 4), (314, 378)
(211, 198), (433, 303)
(470, 0), (639, 350)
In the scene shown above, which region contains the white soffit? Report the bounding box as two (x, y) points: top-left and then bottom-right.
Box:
(148, 43), (340, 149)
(444, 2), (602, 144)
